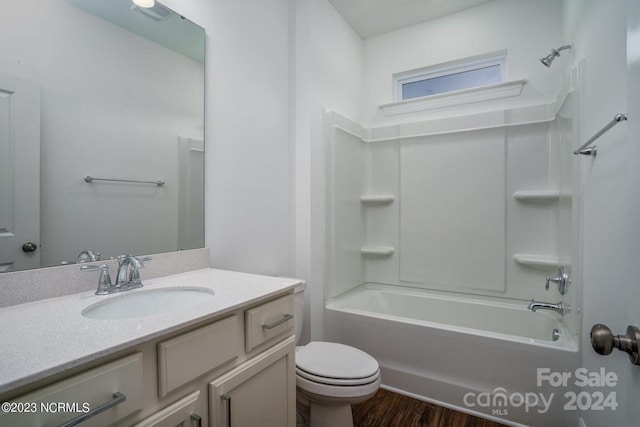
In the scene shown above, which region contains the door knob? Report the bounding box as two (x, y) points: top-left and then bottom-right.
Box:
(22, 242), (38, 252)
(590, 324), (640, 365)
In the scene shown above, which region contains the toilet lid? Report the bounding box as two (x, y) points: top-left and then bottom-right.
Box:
(296, 342), (379, 380)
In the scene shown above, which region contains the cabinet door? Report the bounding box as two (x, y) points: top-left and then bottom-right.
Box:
(209, 336), (295, 427)
(133, 391), (202, 427)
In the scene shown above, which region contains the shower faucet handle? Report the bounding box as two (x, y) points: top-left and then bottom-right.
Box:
(545, 266), (570, 295)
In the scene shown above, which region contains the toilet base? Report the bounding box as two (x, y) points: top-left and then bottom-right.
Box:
(310, 402), (353, 427)
(297, 386), (378, 427)
(296, 396), (353, 427)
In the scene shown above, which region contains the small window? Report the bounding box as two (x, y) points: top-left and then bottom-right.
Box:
(395, 54), (506, 101)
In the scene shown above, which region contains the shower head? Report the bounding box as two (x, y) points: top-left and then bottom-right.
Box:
(540, 45), (572, 67)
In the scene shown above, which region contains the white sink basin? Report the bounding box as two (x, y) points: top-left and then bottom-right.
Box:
(82, 287), (215, 320)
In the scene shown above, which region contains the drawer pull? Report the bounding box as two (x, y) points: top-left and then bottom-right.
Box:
(190, 413), (202, 427)
(262, 314), (293, 330)
(221, 393), (231, 427)
(58, 392), (126, 427)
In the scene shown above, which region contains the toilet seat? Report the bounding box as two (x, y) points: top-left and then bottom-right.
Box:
(296, 370), (381, 400)
(296, 342), (379, 382)
(296, 366), (380, 386)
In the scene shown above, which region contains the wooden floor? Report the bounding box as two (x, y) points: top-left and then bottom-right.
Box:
(352, 389), (506, 427)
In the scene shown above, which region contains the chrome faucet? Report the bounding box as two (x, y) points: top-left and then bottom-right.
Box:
(77, 250), (100, 263)
(82, 255), (150, 295)
(115, 255), (149, 290)
(528, 299), (570, 316)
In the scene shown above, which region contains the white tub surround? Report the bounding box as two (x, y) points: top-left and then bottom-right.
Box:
(324, 73), (581, 310)
(0, 268), (302, 394)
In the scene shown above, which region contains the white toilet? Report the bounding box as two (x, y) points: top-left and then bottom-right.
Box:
(293, 286), (380, 427)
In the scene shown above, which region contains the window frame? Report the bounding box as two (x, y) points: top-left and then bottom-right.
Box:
(394, 53), (507, 101)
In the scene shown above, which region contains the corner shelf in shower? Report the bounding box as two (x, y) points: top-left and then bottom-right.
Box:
(360, 195), (395, 205)
(360, 246), (395, 257)
(513, 254), (571, 268)
(512, 190), (570, 202)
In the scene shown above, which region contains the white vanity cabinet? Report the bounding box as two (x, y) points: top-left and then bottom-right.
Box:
(0, 291), (297, 427)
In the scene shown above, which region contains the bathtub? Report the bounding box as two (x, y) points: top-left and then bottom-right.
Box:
(324, 283), (580, 427)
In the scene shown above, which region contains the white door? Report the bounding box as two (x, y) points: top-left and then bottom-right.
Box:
(580, 1), (640, 425)
(0, 73), (40, 272)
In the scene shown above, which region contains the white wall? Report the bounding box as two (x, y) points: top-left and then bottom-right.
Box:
(293, 0), (364, 341)
(361, 0), (565, 127)
(162, 0), (293, 277)
(564, 0), (640, 425)
(161, 0), (362, 343)
(0, 0), (203, 265)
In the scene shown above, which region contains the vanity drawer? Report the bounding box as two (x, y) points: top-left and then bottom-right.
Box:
(158, 315), (240, 397)
(245, 294), (294, 352)
(0, 353), (143, 427)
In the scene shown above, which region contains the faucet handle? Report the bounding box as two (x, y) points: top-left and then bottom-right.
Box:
(545, 266), (570, 295)
(81, 264), (113, 295)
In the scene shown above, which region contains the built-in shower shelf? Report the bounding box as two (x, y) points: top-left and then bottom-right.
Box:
(513, 254), (571, 268)
(361, 246), (395, 257)
(360, 195), (395, 205)
(513, 190), (568, 202)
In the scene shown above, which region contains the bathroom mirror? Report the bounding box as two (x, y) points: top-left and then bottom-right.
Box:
(0, 0), (205, 272)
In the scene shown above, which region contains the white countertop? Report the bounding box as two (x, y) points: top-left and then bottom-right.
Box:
(0, 268), (302, 395)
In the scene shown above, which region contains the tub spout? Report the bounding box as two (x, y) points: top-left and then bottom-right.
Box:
(528, 299), (570, 316)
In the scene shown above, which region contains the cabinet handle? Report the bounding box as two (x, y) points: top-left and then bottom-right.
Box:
(221, 393), (231, 427)
(262, 314), (293, 330)
(58, 392), (126, 427)
(190, 413), (202, 427)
